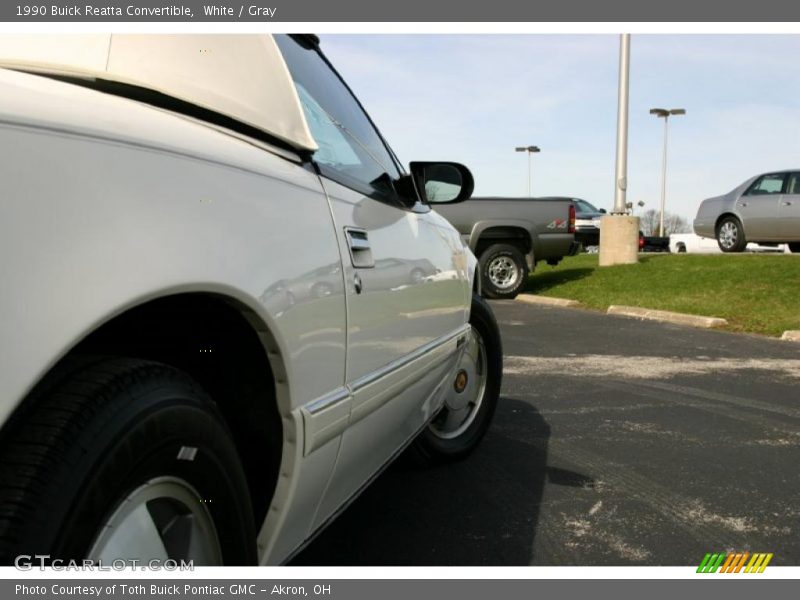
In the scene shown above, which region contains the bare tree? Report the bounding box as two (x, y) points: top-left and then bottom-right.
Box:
(664, 212), (691, 234)
(639, 208), (690, 235)
(639, 209), (660, 235)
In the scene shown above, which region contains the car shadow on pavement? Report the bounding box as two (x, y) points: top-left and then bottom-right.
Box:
(526, 268), (593, 294)
(292, 397), (561, 565)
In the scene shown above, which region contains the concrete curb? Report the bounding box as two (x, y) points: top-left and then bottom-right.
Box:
(514, 295), (788, 338)
(607, 305), (728, 329)
(781, 330), (800, 342)
(516, 294), (580, 307)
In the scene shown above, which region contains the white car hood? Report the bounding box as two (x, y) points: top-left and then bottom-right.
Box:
(0, 34), (318, 152)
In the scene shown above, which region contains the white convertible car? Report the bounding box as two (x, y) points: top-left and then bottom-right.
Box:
(0, 34), (502, 565)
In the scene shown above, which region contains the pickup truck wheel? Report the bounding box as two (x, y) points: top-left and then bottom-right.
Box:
(788, 243), (800, 253)
(716, 216), (747, 252)
(479, 243), (529, 299)
(410, 294), (502, 464)
(0, 358), (256, 565)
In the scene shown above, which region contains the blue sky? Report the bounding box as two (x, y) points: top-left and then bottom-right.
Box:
(320, 34), (800, 222)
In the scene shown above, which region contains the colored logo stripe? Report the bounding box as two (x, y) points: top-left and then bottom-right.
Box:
(720, 553), (749, 573)
(697, 553), (725, 573)
(697, 552), (773, 573)
(745, 553), (773, 573)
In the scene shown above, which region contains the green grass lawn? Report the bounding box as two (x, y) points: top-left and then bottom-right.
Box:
(526, 253), (800, 337)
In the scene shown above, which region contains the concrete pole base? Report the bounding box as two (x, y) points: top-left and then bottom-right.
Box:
(599, 215), (640, 266)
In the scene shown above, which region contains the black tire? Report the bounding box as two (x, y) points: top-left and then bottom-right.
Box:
(677, 243), (687, 253)
(716, 216), (747, 252)
(479, 243), (529, 299)
(0, 358), (256, 565)
(788, 242), (800, 253)
(410, 294), (502, 464)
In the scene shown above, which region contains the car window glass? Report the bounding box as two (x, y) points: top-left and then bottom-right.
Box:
(275, 35), (401, 200)
(787, 173), (800, 195)
(745, 173), (785, 196)
(575, 200), (596, 213)
(295, 84), (360, 167)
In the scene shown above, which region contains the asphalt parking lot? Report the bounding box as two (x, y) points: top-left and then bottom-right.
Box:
(293, 300), (800, 566)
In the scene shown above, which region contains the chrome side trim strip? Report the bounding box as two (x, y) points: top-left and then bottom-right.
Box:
(301, 387), (353, 456)
(300, 324), (469, 456)
(349, 324), (470, 393)
(305, 387), (350, 415)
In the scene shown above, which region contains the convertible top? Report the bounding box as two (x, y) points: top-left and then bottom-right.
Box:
(0, 34), (318, 152)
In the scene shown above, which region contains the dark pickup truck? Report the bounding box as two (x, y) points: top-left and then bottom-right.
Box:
(435, 197), (580, 299)
(639, 232), (671, 252)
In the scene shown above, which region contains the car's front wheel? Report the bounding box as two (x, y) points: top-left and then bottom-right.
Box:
(410, 294), (502, 464)
(0, 358), (256, 565)
(788, 242), (800, 253)
(716, 216), (747, 252)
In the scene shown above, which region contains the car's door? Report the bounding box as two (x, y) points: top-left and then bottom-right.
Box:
(275, 35), (470, 530)
(778, 172), (800, 240)
(738, 172), (785, 240)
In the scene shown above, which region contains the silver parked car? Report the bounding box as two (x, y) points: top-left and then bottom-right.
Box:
(0, 34), (502, 565)
(694, 170), (800, 253)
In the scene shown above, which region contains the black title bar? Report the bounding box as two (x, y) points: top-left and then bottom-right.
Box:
(3, 0), (800, 22)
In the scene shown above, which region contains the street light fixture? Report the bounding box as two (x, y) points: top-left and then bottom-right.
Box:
(625, 200), (645, 215)
(515, 145), (540, 197)
(649, 107), (685, 237)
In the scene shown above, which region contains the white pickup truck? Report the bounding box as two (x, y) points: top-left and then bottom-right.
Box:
(670, 233), (789, 254)
(0, 34), (502, 565)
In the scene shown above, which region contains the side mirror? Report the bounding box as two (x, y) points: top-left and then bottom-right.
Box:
(409, 162), (474, 204)
(599, 208), (607, 214)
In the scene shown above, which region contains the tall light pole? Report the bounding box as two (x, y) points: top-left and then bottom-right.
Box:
(515, 145), (540, 197)
(613, 34), (631, 215)
(649, 107), (685, 237)
(600, 33), (638, 267)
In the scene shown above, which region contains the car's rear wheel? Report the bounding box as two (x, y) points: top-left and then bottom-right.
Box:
(716, 216), (747, 252)
(0, 358), (256, 565)
(479, 243), (529, 299)
(788, 242), (800, 253)
(410, 294), (502, 464)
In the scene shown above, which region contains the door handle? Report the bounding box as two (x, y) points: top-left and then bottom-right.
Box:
(783, 201), (793, 206)
(738, 201), (748, 207)
(344, 228), (374, 268)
